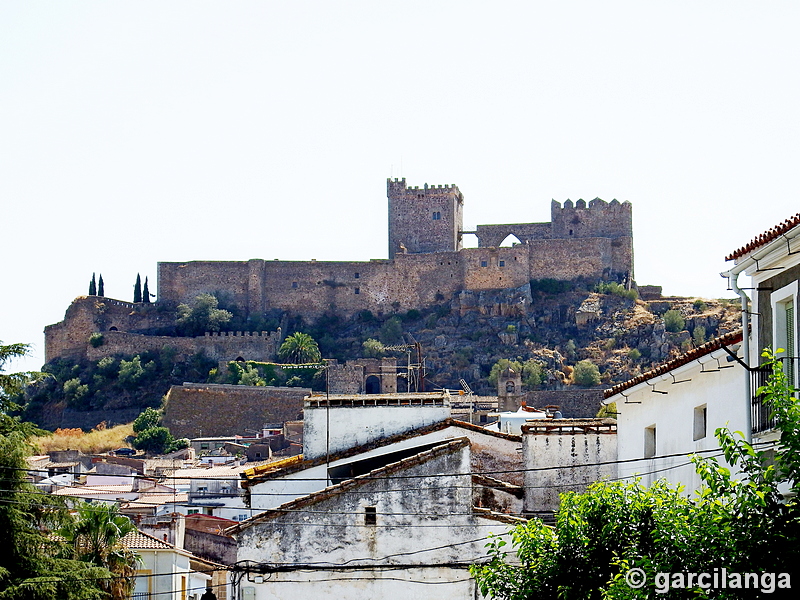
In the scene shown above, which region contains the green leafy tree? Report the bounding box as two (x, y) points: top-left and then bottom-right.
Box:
(521, 359), (546, 388)
(0, 341), (46, 438)
(133, 274), (142, 303)
(693, 325), (706, 346)
(61, 503), (138, 600)
(132, 426), (174, 454)
(97, 274), (104, 297)
(89, 273), (97, 296)
(379, 316), (403, 344)
(472, 350), (800, 599)
(663, 309), (685, 333)
(362, 338), (385, 358)
(176, 293), (233, 336)
(142, 277), (151, 304)
(488, 359), (522, 387)
(278, 332), (322, 364)
(118, 355), (155, 389)
(572, 359), (601, 387)
(238, 364), (266, 386)
(132, 407), (161, 433)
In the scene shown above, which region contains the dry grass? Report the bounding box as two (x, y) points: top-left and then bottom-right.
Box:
(34, 422), (134, 455)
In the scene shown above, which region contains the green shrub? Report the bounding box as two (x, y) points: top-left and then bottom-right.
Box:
(362, 338), (385, 358)
(89, 332), (104, 348)
(693, 299), (707, 312)
(627, 348), (641, 361)
(522, 359), (546, 388)
(663, 309), (685, 333)
(379, 317), (403, 344)
(404, 309), (421, 321)
(693, 325), (707, 346)
(573, 360), (601, 387)
(132, 426), (173, 454)
(133, 407), (162, 433)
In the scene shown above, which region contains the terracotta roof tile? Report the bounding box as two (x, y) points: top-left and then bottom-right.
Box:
(726, 213), (800, 261)
(121, 530), (177, 550)
(604, 329), (743, 399)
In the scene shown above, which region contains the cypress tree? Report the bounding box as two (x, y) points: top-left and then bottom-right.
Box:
(98, 274), (104, 297)
(133, 274), (142, 303)
(143, 277), (151, 304)
(89, 273), (97, 296)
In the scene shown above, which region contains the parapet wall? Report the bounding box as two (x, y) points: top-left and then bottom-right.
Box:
(162, 383), (308, 439)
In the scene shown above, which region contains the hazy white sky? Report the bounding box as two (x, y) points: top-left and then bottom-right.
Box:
(2, 1), (799, 373)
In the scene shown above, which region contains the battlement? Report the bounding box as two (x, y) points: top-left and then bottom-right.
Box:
(551, 197), (632, 212)
(387, 178), (461, 193)
(203, 330), (279, 338)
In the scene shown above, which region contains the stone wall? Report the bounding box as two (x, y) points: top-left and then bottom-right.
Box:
(525, 389), (605, 418)
(162, 383), (308, 439)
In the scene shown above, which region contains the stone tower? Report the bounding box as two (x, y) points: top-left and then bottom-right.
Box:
(387, 178), (464, 259)
(498, 366), (524, 412)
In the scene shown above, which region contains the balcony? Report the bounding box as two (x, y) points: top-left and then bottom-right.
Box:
(751, 357), (798, 434)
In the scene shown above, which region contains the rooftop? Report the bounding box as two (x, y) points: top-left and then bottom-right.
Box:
(726, 213), (800, 261)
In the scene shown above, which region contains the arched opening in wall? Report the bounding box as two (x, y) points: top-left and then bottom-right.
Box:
(109, 326), (118, 331)
(235, 356), (245, 362)
(461, 232), (479, 249)
(365, 375), (381, 394)
(499, 234), (522, 247)
(506, 381), (516, 394)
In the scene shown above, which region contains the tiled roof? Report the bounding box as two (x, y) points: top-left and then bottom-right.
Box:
(726, 213), (800, 261)
(604, 329), (743, 399)
(121, 530), (177, 550)
(227, 438), (470, 535)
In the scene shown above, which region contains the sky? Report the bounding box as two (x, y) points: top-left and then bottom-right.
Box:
(2, 1), (799, 374)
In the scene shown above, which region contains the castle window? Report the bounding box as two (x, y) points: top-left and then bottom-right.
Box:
(292, 281), (298, 288)
(354, 287), (360, 294)
(481, 260), (488, 268)
(569, 229), (573, 235)
(499, 260), (505, 267)
(354, 272), (360, 279)
(432, 211), (441, 220)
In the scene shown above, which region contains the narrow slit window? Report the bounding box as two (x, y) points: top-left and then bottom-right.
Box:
(365, 506), (377, 525)
(693, 405), (707, 441)
(644, 425), (656, 458)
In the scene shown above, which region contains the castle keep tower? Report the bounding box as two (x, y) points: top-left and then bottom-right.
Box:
(387, 178), (464, 259)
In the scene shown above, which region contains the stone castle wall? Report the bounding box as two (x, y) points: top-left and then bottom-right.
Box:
(162, 383), (308, 439)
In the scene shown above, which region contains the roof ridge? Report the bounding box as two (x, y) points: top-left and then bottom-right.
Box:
(726, 213), (800, 261)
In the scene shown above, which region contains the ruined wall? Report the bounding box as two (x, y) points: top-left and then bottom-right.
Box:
(162, 383), (308, 439)
(157, 261), (251, 307)
(85, 330), (280, 363)
(528, 237), (614, 280)
(525, 389), (605, 418)
(460, 246), (530, 291)
(474, 222), (551, 247)
(44, 297), (174, 363)
(550, 198), (632, 240)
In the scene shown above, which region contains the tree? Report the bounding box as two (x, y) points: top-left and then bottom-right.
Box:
(379, 316), (403, 344)
(132, 407), (161, 433)
(472, 351), (800, 599)
(0, 431), (111, 599)
(278, 332), (322, 364)
(142, 277), (151, 304)
(89, 273), (97, 296)
(572, 359), (601, 387)
(132, 426), (174, 454)
(176, 293), (233, 336)
(488, 359), (522, 387)
(362, 338), (385, 358)
(522, 359), (546, 388)
(61, 503), (138, 600)
(133, 274), (142, 303)
(663, 309), (685, 333)
(97, 274), (104, 297)
(0, 341), (45, 438)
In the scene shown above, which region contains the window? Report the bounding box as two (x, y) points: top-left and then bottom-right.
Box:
(365, 506), (377, 525)
(771, 281), (798, 387)
(481, 260), (488, 268)
(354, 272), (360, 279)
(200, 443), (209, 450)
(432, 211), (441, 220)
(238, 514), (248, 521)
(292, 281), (298, 288)
(354, 287), (360, 294)
(506, 381), (515, 393)
(187, 509), (199, 515)
(204, 508), (213, 515)
(693, 405), (707, 441)
(644, 425), (656, 458)
(499, 260), (505, 267)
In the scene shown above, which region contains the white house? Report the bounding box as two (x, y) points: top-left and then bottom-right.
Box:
(227, 438), (521, 600)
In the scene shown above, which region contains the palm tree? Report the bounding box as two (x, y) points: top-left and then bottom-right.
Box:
(63, 503), (139, 600)
(278, 332), (322, 364)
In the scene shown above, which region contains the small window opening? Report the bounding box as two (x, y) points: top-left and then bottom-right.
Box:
(481, 260), (488, 268)
(569, 229), (573, 235)
(365, 506), (377, 525)
(354, 287), (360, 294)
(499, 260), (505, 267)
(292, 281), (298, 288)
(644, 425), (656, 458)
(433, 211), (441, 220)
(693, 406), (707, 441)
(354, 272), (360, 278)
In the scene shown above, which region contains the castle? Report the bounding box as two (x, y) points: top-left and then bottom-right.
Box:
(157, 178), (633, 318)
(45, 179), (633, 363)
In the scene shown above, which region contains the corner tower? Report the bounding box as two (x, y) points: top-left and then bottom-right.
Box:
(387, 178), (464, 259)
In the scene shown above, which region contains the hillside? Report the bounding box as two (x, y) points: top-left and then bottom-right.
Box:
(21, 283), (740, 431)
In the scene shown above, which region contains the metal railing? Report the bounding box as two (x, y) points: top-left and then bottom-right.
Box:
(751, 357), (798, 434)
